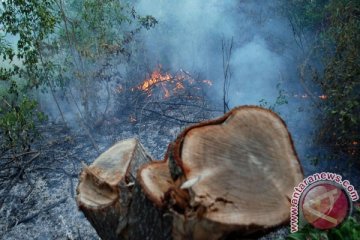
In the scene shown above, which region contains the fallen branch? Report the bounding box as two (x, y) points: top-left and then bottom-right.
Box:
(0, 151), (38, 160)
(147, 101), (222, 113)
(136, 107), (199, 124)
(0, 152), (40, 209)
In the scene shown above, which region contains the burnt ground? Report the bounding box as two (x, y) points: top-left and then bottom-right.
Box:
(0, 106), (212, 240)
(0, 104), (359, 240)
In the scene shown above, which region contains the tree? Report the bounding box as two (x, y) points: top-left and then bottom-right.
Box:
(0, 0), (57, 152)
(282, 0), (360, 163)
(0, 0), (157, 151)
(316, 0), (360, 161)
(53, 0), (157, 123)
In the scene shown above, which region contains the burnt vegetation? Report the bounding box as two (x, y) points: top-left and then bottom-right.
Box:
(0, 0), (359, 239)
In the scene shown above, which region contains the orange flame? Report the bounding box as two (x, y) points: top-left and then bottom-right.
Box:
(133, 65), (213, 98)
(136, 65), (173, 98)
(175, 82), (185, 90)
(139, 68), (172, 92)
(319, 95), (328, 100)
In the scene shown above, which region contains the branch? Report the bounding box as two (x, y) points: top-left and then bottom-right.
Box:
(222, 37), (233, 113)
(9, 197), (67, 229)
(136, 107), (198, 124)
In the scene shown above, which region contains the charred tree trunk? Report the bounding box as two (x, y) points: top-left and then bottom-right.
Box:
(77, 106), (304, 240)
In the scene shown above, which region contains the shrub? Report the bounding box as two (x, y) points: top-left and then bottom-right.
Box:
(0, 89), (47, 152)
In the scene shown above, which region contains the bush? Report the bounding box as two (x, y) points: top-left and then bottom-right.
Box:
(287, 209), (360, 240)
(282, 0), (360, 163)
(316, 0), (360, 160)
(0, 90), (47, 152)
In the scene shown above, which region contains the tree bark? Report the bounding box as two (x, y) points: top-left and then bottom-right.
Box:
(76, 138), (172, 240)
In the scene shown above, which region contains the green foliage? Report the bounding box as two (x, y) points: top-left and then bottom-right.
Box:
(259, 83), (288, 112)
(286, 216), (360, 240)
(316, 0), (360, 160)
(281, 0), (328, 49)
(287, 206), (360, 240)
(0, 0), (57, 152)
(0, 0), (57, 87)
(283, 0), (360, 162)
(0, 93), (47, 152)
(138, 15), (158, 30)
(61, 0), (157, 59)
(53, 0), (157, 120)
(71, 0), (131, 57)
(0, 0), (157, 151)
(282, 0), (328, 30)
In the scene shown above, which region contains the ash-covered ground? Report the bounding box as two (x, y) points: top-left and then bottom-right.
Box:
(1, 105), (358, 240)
(0, 107), (211, 239)
(0, 1), (359, 239)
(0, 107), (285, 240)
(0, 119), (173, 239)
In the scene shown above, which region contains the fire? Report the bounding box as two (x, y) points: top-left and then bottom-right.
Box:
(163, 87), (170, 98)
(139, 67), (172, 92)
(135, 65), (174, 98)
(319, 95), (328, 100)
(175, 82), (185, 90)
(129, 65), (213, 99)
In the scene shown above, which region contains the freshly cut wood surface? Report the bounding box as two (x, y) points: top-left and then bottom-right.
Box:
(88, 138), (137, 186)
(77, 139), (137, 209)
(138, 160), (174, 208)
(172, 106), (303, 229)
(76, 138), (171, 240)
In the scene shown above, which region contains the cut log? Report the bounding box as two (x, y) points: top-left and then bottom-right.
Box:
(165, 106), (304, 239)
(76, 138), (172, 240)
(78, 106), (304, 240)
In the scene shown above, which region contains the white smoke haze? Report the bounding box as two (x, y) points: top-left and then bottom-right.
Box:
(38, 0), (342, 175)
(134, 0), (360, 185)
(135, 0), (304, 106)
(229, 37), (284, 105)
(135, 0), (316, 157)
(2, 3), (359, 240)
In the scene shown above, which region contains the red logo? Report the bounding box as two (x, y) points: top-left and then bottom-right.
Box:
(301, 182), (350, 229)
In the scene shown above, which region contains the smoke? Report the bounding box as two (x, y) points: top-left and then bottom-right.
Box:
(40, 0), (348, 175)
(134, 0), (320, 172)
(135, 0), (303, 105)
(229, 37), (284, 105)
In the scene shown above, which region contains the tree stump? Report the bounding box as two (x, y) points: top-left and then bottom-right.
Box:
(76, 138), (172, 240)
(77, 106), (304, 240)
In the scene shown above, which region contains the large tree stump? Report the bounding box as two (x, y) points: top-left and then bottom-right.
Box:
(139, 106), (304, 239)
(77, 106), (304, 240)
(76, 138), (172, 240)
